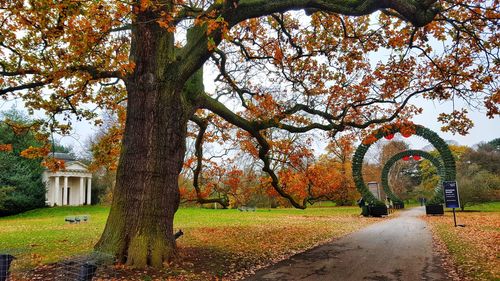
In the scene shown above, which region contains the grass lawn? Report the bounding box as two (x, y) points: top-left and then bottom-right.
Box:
(0, 205), (378, 280)
(403, 199), (422, 209)
(423, 202), (500, 281)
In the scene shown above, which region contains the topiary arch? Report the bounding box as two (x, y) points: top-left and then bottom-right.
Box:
(352, 123), (455, 206)
(381, 150), (444, 205)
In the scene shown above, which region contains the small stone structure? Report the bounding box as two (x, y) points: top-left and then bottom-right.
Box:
(42, 153), (92, 206)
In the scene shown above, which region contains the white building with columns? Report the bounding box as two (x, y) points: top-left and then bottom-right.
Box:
(42, 153), (92, 206)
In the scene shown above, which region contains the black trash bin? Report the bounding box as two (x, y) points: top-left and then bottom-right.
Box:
(425, 204), (444, 215)
(0, 254), (15, 281)
(361, 205), (369, 217)
(393, 202), (404, 209)
(77, 262), (98, 281)
(368, 205), (388, 217)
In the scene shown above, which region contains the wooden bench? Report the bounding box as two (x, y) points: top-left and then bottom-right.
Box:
(65, 215), (89, 223)
(238, 206), (256, 212)
(65, 216), (77, 223)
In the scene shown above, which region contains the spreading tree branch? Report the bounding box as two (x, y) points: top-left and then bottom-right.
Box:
(178, 0), (440, 84)
(189, 115), (230, 208)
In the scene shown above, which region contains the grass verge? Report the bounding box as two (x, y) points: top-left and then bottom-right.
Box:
(0, 205), (379, 280)
(423, 202), (500, 281)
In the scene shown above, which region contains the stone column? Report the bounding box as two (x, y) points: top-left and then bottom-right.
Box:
(63, 176), (68, 205)
(86, 177), (92, 205)
(54, 176), (60, 206)
(80, 177), (85, 205)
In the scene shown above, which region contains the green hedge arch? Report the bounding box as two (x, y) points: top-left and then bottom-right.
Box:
(381, 150), (444, 205)
(352, 123), (455, 206)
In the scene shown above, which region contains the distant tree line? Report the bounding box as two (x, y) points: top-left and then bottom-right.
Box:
(0, 109), (81, 216)
(0, 109), (45, 216)
(416, 139), (500, 210)
(456, 139), (500, 210)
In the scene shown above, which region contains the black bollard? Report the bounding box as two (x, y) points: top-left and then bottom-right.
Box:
(77, 262), (97, 281)
(174, 229), (184, 240)
(0, 254), (15, 281)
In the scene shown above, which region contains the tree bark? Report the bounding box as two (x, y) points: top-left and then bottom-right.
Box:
(95, 84), (191, 267)
(95, 9), (194, 267)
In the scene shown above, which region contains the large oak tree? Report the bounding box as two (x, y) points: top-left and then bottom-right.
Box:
(1, 0), (498, 267)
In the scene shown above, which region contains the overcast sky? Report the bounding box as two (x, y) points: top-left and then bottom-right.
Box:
(407, 98), (499, 149)
(47, 98), (500, 155)
(2, 86), (497, 156)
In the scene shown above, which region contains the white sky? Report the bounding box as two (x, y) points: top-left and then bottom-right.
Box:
(2, 75), (497, 157)
(408, 98), (499, 148)
(59, 91), (499, 155)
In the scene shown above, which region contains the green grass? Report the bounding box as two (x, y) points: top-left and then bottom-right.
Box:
(307, 200), (338, 207)
(403, 199), (421, 208)
(460, 201), (500, 212)
(0, 205), (368, 274)
(0, 206), (109, 269)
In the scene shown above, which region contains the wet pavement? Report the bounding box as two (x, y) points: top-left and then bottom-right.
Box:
(245, 207), (447, 281)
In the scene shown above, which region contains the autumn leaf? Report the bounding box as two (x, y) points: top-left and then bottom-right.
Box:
(0, 144), (13, 152)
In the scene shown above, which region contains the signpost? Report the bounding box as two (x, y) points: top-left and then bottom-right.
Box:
(443, 181), (460, 227)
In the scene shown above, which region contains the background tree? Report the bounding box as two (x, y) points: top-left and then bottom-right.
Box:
(85, 110), (127, 205)
(360, 139), (420, 201)
(487, 138), (500, 151)
(321, 136), (358, 205)
(0, 186), (15, 213)
(0, 109), (46, 216)
(1, 0), (498, 267)
(461, 139), (500, 174)
(456, 141), (500, 210)
(457, 163), (500, 211)
(378, 140), (421, 197)
(418, 144), (468, 199)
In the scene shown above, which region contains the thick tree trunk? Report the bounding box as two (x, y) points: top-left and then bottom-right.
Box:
(95, 9), (193, 267)
(95, 85), (189, 267)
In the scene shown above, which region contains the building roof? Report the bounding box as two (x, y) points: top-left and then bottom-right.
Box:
(41, 153), (92, 177)
(43, 160), (92, 177)
(51, 152), (76, 161)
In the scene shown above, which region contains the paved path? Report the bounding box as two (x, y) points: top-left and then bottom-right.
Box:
(245, 207), (447, 281)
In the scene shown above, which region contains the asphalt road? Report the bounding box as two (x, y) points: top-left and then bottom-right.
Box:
(245, 207), (447, 281)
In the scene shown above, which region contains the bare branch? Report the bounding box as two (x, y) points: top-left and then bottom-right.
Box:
(0, 81), (48, 96)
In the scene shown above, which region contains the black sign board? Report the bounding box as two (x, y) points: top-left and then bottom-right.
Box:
(443, 181), (460, 208)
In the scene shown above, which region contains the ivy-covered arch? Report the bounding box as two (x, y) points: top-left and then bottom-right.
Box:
(381, 150), (444, 205)
(352, 123), (455, 206)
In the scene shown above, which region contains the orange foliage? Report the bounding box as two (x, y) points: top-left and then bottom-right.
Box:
(0, 144), (13, 152)
(362, 135), (378, 145)
(89, 126), (123, 172)
(42, 157), (66, 172)
(362, 122), (417, 145)
(89, 107), (126, 172)
(20, 145), (51, 159)
(223, 169), (243, 193)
